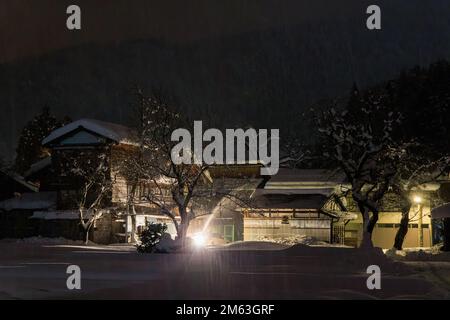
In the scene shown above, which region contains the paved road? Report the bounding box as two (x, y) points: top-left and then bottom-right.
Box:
(403, 261), (450, 298)
(0, 243), (446, 299)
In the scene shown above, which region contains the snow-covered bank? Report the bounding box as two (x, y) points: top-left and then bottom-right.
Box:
(385, 245), (450, 262)
(0, 236), (94, 246)
(208, 236), (352, 251)
(256, 235), (327, 246)
(0, 236), (136, 252)
(250, 235), (352, 248)
(215, 241), (290, 251)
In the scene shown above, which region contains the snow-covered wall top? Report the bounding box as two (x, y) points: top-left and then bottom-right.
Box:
(0, 192), (56, 211)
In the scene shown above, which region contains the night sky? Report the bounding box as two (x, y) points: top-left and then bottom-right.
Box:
(1, 0), (450, 160)
(0, 0), (374, 63)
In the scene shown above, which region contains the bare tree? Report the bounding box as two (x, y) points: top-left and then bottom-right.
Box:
(123, 89), (259, 247)
(123, 89), (210, 246)
(280, 134), (310, 168)
(392, 151), (450, 250)
(71, 152), (113, 244)
(317, 106), (399, 248)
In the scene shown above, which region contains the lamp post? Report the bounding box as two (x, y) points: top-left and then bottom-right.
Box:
(414, 195), (423, 247)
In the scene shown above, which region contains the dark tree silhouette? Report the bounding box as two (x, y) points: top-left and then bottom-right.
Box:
(14, 107), (66, 174)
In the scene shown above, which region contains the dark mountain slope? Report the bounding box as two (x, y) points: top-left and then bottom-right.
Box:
(1, 0), (450, 160)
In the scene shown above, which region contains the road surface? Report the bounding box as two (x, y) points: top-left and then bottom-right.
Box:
(0, 242), (447, 299)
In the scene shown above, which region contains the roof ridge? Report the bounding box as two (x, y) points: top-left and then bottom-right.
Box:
(42, 118), (138, 146)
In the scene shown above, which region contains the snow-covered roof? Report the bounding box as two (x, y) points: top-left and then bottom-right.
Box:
(266, 168), (345, 184)
(31, 209), (113, 220)
(0, 169), (39, 192)
(262, 168), (346, 194)
(42, 119), (138, 146)
(251, 193), (330, 210)
(31, 210), (80, 220)
(0, 192), (56, 211)
(255, 187), (336, 197)
(24, 157), (51, 178)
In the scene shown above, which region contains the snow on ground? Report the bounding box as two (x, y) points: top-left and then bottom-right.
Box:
(0, 238), (448, 299)
(0, 236), (90, 245)
(383, 245), (450, 296)
(256, 235), (327, 246)
(49, 244), (136, 252)
(249, 235), (352, 248)
(384, 245), (450, 299)
(0, 237), (137, 252)
(385, 244), (450, 262)
(216, 241), (291, 251)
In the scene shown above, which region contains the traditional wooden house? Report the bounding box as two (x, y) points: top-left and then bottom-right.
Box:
(24, 118), (449, 248)
(200, 167), (449, 249)
(37, 119), (140, 243)
(186, 168), (351, 245)
(38, 119), (216, 243)
(241, 169), (352, 243)
(42, 118), (138, 208)
(346, 178), (450, 248)
(188, 164), (263, 244)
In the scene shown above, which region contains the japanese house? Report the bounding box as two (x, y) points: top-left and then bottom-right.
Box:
(2, 118), (448, 248)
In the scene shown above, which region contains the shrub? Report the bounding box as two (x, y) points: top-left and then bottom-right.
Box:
(136, 223), (167, 253)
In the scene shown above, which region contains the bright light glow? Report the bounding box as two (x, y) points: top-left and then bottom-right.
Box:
(413, 195), (422, 204)
(191, 233), (207, 247)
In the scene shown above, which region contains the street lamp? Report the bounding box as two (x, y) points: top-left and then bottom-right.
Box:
(413, 195), (422, 204)
(414, 195), (424, 247)
(191, 232), (207, 248)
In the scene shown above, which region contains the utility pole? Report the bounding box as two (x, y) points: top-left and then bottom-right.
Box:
(418, 203), (423, 247)
(414, 195), (424, 247)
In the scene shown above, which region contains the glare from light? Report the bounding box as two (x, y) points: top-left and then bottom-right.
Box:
(413, 195), (422, 204)
(192, 233), (207, 247)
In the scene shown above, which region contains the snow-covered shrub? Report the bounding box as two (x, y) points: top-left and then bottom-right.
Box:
(257, 235), (327, 246)
(154, 233), (178, 253)
(136, 223), (167, 253)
